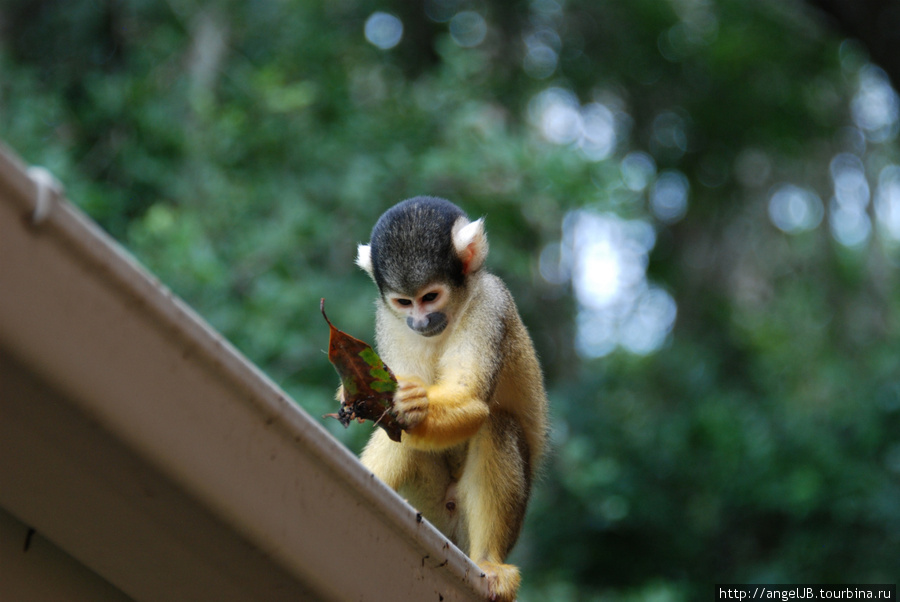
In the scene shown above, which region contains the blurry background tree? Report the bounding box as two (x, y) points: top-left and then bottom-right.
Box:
(2, 0), (899, 599)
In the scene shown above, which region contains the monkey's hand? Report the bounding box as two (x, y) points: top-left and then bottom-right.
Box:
(393, 376), (429, 431)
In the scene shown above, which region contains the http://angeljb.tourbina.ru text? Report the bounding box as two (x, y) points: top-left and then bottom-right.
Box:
(716, 585), (896, 601)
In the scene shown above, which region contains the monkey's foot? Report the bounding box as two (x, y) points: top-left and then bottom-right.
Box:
(477, 561), (520, 602)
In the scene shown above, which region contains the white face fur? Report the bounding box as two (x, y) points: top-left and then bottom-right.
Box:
(384, 283), (454, 337)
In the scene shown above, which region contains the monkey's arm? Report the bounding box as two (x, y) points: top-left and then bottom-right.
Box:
(394, 374), (490, 450)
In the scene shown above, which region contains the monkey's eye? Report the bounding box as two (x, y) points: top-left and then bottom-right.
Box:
(421, 292), (440, 303)
(395, 298), (413, 307)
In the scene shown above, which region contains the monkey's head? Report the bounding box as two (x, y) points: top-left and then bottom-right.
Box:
(356, 196), (488, 337)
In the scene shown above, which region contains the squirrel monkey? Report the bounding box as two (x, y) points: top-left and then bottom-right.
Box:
(350, 196), (549, 602)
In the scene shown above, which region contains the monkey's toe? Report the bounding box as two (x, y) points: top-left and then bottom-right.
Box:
(478, 561), (520, 602)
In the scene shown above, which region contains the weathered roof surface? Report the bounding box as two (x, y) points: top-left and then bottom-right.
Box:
(0, 143), (488, 601)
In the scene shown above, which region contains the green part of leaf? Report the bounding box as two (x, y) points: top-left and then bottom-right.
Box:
(369, 367), (395, 382)
(370, 379), (397, 393)
(341, 379), (359, 396)
(359, 347), (384, 368)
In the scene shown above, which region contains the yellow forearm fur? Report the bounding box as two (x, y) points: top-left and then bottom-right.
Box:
(403, 381), (490, 449)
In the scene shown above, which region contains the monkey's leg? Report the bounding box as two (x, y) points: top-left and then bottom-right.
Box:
(361, 431), (463, 542)
(360, 429), (416, 490)
(459, 413), (530, 602)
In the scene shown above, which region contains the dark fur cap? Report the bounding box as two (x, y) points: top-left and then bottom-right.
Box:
(369, 196), (468, 294)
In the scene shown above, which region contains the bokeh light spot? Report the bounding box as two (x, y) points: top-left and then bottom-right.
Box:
(768, 183), (824, 234)
(449, 11), (487, 48)
(650, 170), (689, 223)
(875, 164), (900, 240)
(364, 12), (403, 50)
(549, 211), (675, 358)
(621, 152), (657, 192)
(851, 64), (899, 142)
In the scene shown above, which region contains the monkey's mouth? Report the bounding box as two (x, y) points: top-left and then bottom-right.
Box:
(417, 321), (448, 337)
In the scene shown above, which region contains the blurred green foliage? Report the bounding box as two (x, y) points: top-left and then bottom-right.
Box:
(2, 0), (899, 599)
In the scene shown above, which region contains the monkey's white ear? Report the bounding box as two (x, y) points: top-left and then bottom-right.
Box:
(355, 244), (375, 278)
(453, 218), (488, 274)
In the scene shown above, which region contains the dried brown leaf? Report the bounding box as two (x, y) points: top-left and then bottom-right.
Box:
(321, 298), (402, 442)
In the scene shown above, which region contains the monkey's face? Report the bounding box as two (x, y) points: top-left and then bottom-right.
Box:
(385, 283), (453, 337)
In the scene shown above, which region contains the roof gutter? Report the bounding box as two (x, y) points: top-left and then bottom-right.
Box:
(0, 142), (489, 601)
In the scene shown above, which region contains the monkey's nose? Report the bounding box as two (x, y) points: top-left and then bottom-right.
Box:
(407, 312), (448, 337)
